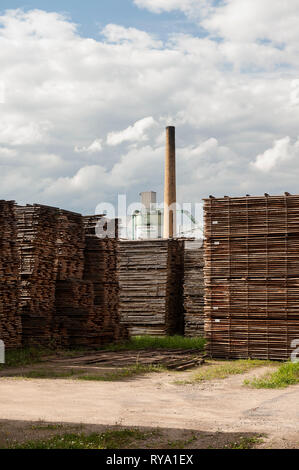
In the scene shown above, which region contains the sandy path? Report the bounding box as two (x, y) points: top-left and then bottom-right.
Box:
(0, 366), (298, 448)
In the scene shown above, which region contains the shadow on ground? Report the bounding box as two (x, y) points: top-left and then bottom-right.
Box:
(0, 419), (263, 449)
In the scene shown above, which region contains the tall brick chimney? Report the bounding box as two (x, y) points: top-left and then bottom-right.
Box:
(163, 126), (176, 238)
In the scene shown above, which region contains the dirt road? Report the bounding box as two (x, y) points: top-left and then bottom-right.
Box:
(0, 365), (298, 448)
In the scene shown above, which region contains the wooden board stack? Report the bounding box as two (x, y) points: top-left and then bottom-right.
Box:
(0, 203), (129, 349)
(83, 215), (128, 344)
(15, 204), (59, 347)
(204, 195), (299, 360)
(0, 201), (21, 348)
(118, 240), (184, 336)
(52, 209), (89, 347)
(55, 279), (98, 347)
(183, 240), (204, 337)
(56, 209), (85, 280)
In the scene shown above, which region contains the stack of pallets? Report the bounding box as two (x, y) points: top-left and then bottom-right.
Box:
(118, 240), (184, 336)
(0, 201), (21, 348)
(183, 240), (204, 337)
(204, 195), (299, 360)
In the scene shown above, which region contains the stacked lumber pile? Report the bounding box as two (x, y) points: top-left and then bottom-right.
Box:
(204, 195), (299, 237)
(15, 204), (59, 347)
(52, 209), (88, 347)
(183, 240), (204, 337)
(204, 235), (299, 278)
(118, 240), (184, 336)
(83, 215), (128, 344)
(0, 201), (21, 348)
(56, 210), (85, 280)
(1, 203), (127, 349)
(55, 280), (98, 347)
(204, 195), (299, 360)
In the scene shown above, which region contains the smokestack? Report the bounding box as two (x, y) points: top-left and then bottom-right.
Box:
(163, 126), (176, 238)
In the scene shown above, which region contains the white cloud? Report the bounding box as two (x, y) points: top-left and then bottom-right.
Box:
(0, 8), (77, 40)
(133, 0), (210, 16)
(46, 164), (108, 194)
(290, 80), (299, 106)
(0, 81), (5, 103)
(253, 137), (299, 172)
(0, 119), (51, 146)
(203, 0), (299, 45)
(107, 117), (157, 146)
(75, 139), (103, 154)
(0, 146), (16, 159)
(135, 0), (299, 68)
(102, 24), (162, 48)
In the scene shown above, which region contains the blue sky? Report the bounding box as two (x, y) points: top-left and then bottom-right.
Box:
(0, 0), (200, 39)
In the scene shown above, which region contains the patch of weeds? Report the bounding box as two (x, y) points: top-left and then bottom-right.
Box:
(225, 436), (264, 449)
(30, 423), (66, 431)
(244, 362), (299, 389)
(176, 359), (276, 384)
(9, 429), (152, 449)
(0, 347), (53, 370)
(167, 434), (197, 449)
(55, 348), (97, 358)
(12, 368), (83, 379)
(102, 336), (206, 352)
(77, 364), (166, 382)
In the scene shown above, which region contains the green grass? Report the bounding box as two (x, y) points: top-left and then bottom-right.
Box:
(167, 435), (197, 449)
(4, 363), (166, 381)
(13, 368), (82, 379)
(0, 347), (53, 370)
(176, 359), (275, 384)
(244, 362), (299, 389)
(103, 335), (206, 352)
(77, 364), (166, 382)
(225, 436), (264, 449)
(0, 337), (204, 370)
(30, 423), (67, 431)
(8, 429), (154, 449)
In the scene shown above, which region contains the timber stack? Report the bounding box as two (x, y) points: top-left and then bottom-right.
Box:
(53, 209), (90, 347)
(55, 279), (98, 347)
(204, 194), (299, 360)
(3, 203), (128, 349)
(0, 201), (21, 348)
(56, 209), (85, 280)
(118, 240), (184, 336)
(183, 240), (204, 337)
(15, 204), (59, 347)
(83, 215), (128, 344)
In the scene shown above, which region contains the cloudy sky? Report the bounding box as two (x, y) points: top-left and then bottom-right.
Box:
(1, 0), (299, 214)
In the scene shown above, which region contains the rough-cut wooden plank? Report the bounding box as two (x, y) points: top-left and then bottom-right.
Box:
(50, 348), (205, 370)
